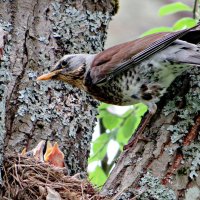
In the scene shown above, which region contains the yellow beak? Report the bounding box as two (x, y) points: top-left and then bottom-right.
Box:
(37, 69), (63, 81)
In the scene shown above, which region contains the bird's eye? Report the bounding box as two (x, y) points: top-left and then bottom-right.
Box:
(61, 60), (68, 66)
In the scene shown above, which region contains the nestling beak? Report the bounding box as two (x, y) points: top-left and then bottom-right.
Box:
(44, 142), (65, 168)
(37, 69), (63, 81)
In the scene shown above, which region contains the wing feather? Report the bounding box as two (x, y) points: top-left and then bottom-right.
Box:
(90, 22), (200, 85)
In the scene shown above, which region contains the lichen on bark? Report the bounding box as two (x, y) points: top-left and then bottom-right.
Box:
(0, 0), (115, 176)
(101, 69), (200, 199)
(0, 22), (11, 184)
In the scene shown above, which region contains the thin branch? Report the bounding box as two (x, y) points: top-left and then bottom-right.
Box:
(193, 0), (198, 19)
(193, 0), (199, 19)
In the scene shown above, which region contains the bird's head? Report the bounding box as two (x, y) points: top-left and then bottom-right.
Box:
(37, 54), (95, 89)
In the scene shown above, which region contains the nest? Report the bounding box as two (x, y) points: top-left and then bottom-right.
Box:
(1, 154), (105, 200)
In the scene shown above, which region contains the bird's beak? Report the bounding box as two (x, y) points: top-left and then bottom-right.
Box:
(44, 142), (65, 168)
(37, 69), (63, 81)
(24, 140), (46, 162)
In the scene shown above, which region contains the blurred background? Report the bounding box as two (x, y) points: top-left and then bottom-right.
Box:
(106, 0), (192, 48)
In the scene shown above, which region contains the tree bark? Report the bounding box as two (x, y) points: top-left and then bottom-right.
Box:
(0, 27), (7, 184)
(1, 1), (199, 199)
(101, 2), (200, 199)
(101, 70), (200, 199)
(0, 0), (117, 179)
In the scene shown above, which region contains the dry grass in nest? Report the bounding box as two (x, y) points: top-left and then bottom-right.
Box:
(1, 153), (105, 200)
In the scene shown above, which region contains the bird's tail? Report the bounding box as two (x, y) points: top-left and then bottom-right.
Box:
(166, 40), (200, 66)
(180, 46), (200, 66)
(185, 54), (200, 66)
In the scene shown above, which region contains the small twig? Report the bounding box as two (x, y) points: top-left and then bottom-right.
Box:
(81, 183), (85, 200)
(193, 0), (199, 19)
(14, 164), (23, 189)
(2, 154), (103, 199)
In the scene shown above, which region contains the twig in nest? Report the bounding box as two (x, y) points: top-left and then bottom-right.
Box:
(1, 154), (107, 200)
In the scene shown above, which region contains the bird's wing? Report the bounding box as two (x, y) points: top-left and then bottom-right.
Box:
(90, 22), (200, 85)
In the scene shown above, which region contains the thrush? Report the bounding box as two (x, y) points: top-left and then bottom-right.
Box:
(22, 140), (65, 167)
(37, 23), (200, 148)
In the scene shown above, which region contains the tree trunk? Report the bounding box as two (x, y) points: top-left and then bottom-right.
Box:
(101, 70), (200, 199)
(0, 0), (117, 179)
(1, 1), (199, 199)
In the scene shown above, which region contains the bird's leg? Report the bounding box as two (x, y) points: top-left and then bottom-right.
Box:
(123, 103), (157, 150)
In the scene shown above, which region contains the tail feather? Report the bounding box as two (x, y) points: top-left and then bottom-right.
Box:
(179, 45), (200, 66)
(166, 40), (200, 66)
(185, 54), (200, 66)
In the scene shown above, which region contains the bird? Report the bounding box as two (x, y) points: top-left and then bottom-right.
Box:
(23, 140), (46, 161)
(37, 22), (200, 148)
(44, 142), (65, 168)
(22, 140), (65, 167)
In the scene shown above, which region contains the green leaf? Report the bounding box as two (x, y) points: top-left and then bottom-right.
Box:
(159, 2), (192, 16)
(98, 103), (110, 110)
(121, 108), (134, 118)
(98, 103), (111, 118)
(141, 27), (172, 37)
(97, 109), (109, 118)
(102, 112), (122, 130)
(135, 103), (148, 116)
(116, 115), (139, 145)
(173, 18), (197, 30)
(116, 104), (147, 146)
(89, 166), (107, 187)
(89, 133), (109, 163)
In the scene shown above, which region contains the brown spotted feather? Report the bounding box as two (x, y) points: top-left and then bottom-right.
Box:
(90, 32), (169, 83)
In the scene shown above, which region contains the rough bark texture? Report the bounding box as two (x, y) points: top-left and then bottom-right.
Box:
(0, 0), (117, 177)
(102, 69), (200, 199)
(1, 1), (199, 199)
(0, 27), (7, 184)
(101, 2), (200, 199)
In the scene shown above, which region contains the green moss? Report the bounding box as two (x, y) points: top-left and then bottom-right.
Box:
(177, 167), (188, 175)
